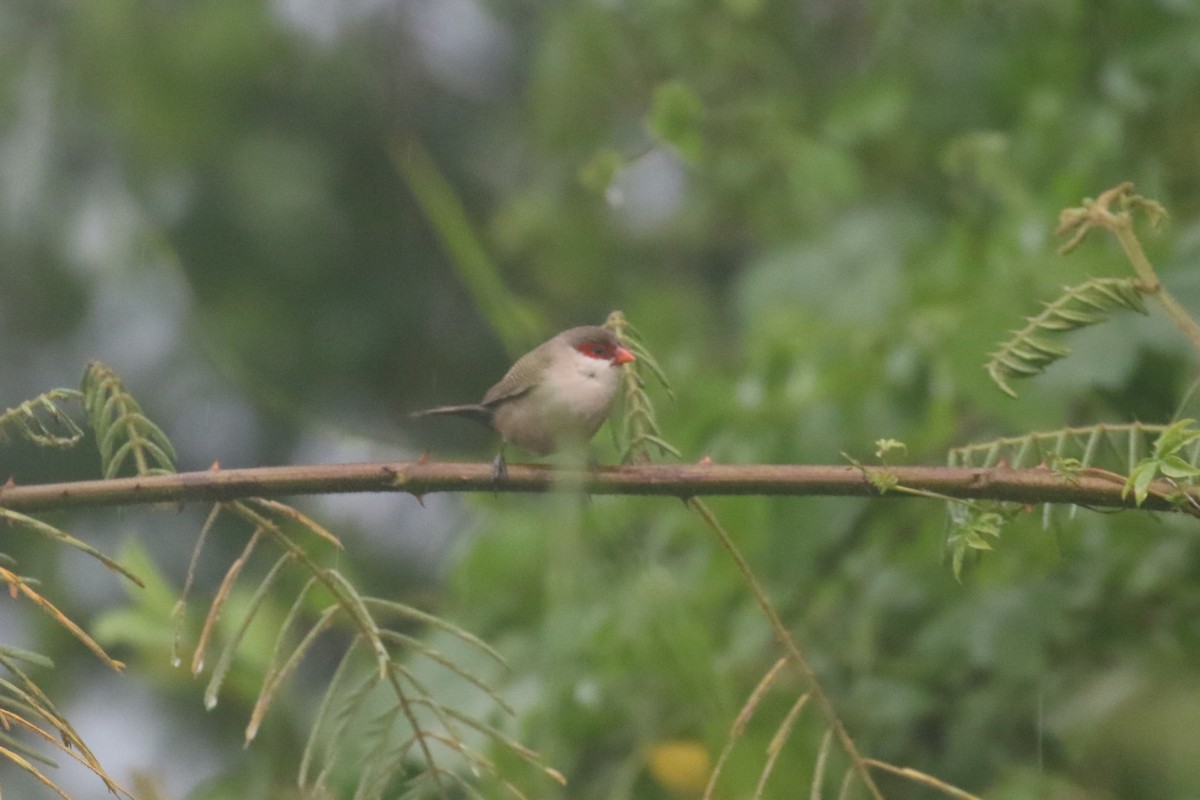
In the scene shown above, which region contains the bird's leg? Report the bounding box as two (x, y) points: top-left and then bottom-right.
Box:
(491, 446), (508, 482)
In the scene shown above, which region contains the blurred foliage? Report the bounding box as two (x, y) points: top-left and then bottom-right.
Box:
(5, 0), (1200, 798)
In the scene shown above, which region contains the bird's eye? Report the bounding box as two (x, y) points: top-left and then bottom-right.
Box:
(577, 341), (613, 359)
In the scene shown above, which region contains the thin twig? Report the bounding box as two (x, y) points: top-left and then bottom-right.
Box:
(689, 498), (886, 800)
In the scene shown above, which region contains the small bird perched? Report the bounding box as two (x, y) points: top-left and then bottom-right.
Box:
(412, 325), (636, 478)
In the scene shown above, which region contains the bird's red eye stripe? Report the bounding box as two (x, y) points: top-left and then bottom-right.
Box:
(575, 340), (636, 364)
(576, 341), (615, 359)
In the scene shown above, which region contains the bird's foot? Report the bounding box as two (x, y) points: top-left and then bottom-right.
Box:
(491, 452), (509, 482)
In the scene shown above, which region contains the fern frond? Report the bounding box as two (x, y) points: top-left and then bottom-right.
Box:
(0, 389), (84, 448)
(252, 497), (344, 549)
(204, 551), (293, 711)
(0, 647), (136, 799)
(175, 504), (222, 669)
(184, 498), (553, 800)
(0, 508), (142, 587)
(363, 598), (508, 667)
(407, 701), (567, 788)
(809, 728), (835, 800)
(248, 601), (342, 743)
(948, 422), (1175, 473)
(0, 565), (126, 671)
(605, 310), (682, 463)
(985, 278), (1150, 397)
(863, 759), (986, 800)
(80, 360), (177, 477)
(944, 423), (1183, 574)
(192, 529), (263, 677)
(704, 657), (789, 799)
(754, 694), (810, 798)
(300, 638), (368, 788)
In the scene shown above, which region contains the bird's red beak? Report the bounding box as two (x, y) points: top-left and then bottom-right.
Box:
(614, 346), (636, 365)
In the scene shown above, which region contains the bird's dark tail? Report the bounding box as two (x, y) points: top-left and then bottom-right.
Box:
(410, 404), (494, 427)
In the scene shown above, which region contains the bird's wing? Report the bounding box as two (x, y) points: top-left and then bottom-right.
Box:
(481, 348), (544, 407)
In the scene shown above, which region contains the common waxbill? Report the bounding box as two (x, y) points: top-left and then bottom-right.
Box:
(413, 326), (636, 477)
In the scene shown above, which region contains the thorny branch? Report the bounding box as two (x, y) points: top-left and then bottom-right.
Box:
(0, 459), (1189, 514)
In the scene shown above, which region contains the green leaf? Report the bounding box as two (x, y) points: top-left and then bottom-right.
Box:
(648, 80), (704, 162)
(875, 438), (908, 461)
(964, 531), (993, 551)
(1152, 419), (1200, 457)
(1159, 454), (1200, 480)
(579, 148), (625, 193)
(1124, 461), (1158, 506)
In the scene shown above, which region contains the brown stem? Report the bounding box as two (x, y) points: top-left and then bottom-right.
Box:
(0, 461), (1188, 514)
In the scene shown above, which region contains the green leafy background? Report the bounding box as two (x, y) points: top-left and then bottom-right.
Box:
(4, 1), (1200, 797)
